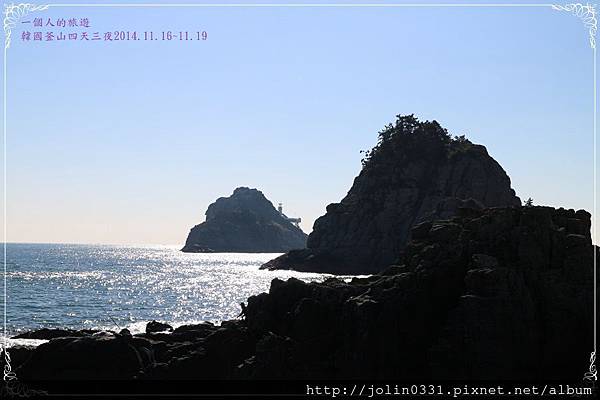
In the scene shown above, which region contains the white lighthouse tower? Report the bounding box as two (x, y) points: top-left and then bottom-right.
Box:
(278, 203), (301, 228)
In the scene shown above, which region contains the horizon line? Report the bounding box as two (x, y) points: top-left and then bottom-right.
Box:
(1, 241), (183, 247)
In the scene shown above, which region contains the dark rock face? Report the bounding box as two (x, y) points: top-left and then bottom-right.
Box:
(263, 116), (521, 274)
(246, 207), (593, 380)
(16, 206), (594, 381)
(408, 206), (594, 380)
(182, 187), (307, 253)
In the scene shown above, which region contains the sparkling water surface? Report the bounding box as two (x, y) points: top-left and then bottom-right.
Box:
(4, 243), (344, 344)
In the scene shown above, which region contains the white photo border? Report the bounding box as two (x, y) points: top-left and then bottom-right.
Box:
(1, 0), (597, 385)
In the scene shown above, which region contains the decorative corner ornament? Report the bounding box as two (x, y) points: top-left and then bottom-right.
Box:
(3, 3), (49, 50)
(552, 3), (598, 49)
(583, 350), (598, 382)
(2, 344), (45, 395)
(1, 344), (16, 381)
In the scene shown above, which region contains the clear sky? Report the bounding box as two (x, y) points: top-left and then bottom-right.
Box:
(2, 0), (597, 245)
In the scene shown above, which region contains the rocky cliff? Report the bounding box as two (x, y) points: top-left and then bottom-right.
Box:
(181, 187), (307, 253)
(263, 115), (521, 274)
(13, 206), (594, 382)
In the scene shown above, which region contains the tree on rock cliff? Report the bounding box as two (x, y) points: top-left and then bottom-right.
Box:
(362, 115), (452, 167)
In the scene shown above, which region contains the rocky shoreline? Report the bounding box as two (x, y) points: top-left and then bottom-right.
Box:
(5, 116), (595, 385)
(9, 205), (595, 381)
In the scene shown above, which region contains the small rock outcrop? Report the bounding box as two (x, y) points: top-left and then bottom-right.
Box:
(12, 328), (100, 340)
(14, 206), (594, 382)
(263, 115), (521, 274)
(181, 187), (307, 253)
(146, 321), (173, 334)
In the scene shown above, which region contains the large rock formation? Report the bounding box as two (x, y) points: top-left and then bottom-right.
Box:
(263, 115), (521, 274)
(13, 206), (594, 384)
(182, 187), (307, 253)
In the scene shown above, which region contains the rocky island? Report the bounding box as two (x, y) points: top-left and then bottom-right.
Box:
(262, 115), (521, 274)
(181, 187), (307, 253)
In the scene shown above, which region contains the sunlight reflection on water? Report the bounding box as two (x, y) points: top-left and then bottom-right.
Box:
(4, 243), (352, 338)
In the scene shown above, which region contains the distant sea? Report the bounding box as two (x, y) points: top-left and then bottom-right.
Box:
(3, 243), (344, 346)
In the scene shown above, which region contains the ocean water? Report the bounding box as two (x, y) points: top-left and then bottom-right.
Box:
(3, 243), (342, 345)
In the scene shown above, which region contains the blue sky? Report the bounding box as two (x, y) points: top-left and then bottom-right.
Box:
(2, 0), (597, 245)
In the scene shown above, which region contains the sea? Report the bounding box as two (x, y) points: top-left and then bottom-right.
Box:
(2, 243), (347, 347)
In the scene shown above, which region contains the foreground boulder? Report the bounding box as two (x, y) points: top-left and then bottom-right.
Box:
(15, 206), (594, 381)
(263, 115), (521, 274)
(182, 187), (307, 253)
(17, 333), (159, 380)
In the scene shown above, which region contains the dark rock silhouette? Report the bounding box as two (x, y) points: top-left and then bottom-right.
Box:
(146, 321), (173, 334)
(12, 328), (100, 340)
(15, 206), (594, 381)
(263, 115), (521, 274)
(181, 187), (307, 253)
